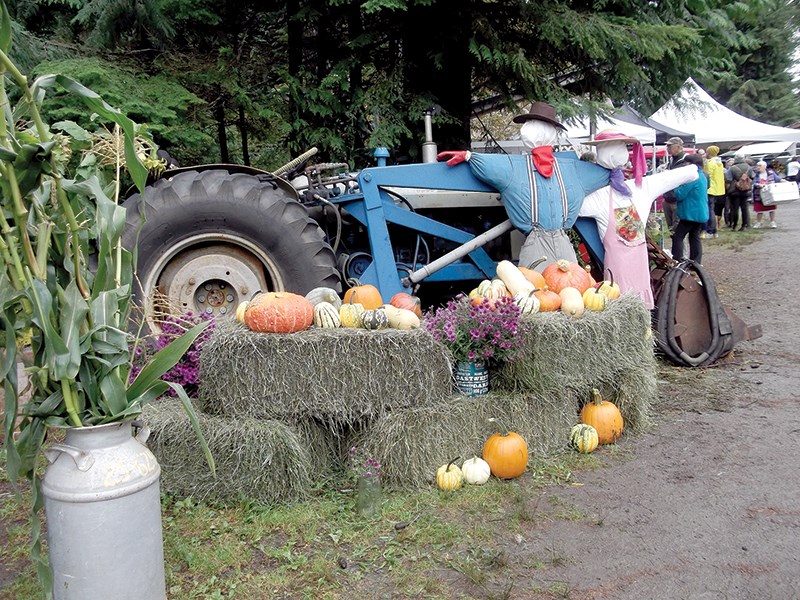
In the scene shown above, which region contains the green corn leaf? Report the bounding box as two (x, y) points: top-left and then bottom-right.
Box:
(30, 74), (148, 192)
(98, 371), (128, 415)
(22, 389), (64, 417)
(126, 320), (210, 401)
(0, 146), (16, 161)
(27, 278), (73, 381)
(167, 381), (216, 476)
(0, 1), (11, 54)
(58, 281), (88, 379)
(90, 289), (126, 344)
(13, 142), (56, 196)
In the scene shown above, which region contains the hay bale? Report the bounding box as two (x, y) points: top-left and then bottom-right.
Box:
(197, 321), (453, 428)
(143, 400), (317, 505)
(493, 294), (656, 430)
(353, 391), (575, 490)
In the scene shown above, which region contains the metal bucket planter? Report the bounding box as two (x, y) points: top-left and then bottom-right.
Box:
(453, 360), (490, 396)
(42, 420), (166, 600)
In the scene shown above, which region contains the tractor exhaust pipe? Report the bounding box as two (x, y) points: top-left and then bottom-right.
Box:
(421, 109), (438, 163)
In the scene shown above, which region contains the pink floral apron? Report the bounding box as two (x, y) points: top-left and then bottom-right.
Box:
(602, 188), (654, 309)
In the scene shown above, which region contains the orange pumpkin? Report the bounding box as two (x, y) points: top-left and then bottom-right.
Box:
(482, 420), (529, 479)
(534, 288), (561, 312)
(343, 282), (383, 310)
(244, 291), (314, 333)
(542, 259), (594, 294)
(579, 389), (624, 445)
(518, 256), (547, 289)
(390, 292), (422, 317)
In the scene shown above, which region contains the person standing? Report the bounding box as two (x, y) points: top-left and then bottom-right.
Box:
(723, 157), (736, 227)
(672, 153), (709, 264)
(727, 155), (754, 231)
(704, 145), (725, 237)
(785, 155), (800, 183)
(752, 160), (781, 228)
(661, 137), (689, 235)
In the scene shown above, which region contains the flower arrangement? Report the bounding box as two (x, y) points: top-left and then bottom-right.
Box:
(348, 445), (381, 481)
(130, 312), (216, 397)
(423, 295), (524, 364)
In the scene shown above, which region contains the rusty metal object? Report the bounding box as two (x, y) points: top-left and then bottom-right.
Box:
(648, 237), (761, 366)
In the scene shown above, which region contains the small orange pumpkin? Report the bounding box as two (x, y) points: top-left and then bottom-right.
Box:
(390, 292), (422, 317)
(542, 259), (594, 294)
(579, 389), (624, 445)
(482, 418), (529, 479)
(343, 281), (383, 310)
(518, 256), (547, 289)
(533, 288), (561, 312)
(244, 291), (314, 333)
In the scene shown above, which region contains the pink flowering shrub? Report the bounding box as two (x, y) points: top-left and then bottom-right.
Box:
(423, 295), (523, 364)
(130, 312), (216, 397)
(348, 445), (381, 480)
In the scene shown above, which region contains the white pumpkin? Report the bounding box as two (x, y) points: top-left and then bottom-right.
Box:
(380, 304), (420, 330)
(235, 301), (249, 323)
(461, 456), (491, 485)
(559, 286), (585, 318)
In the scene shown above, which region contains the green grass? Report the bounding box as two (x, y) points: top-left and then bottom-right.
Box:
(0, 447), (625, 599)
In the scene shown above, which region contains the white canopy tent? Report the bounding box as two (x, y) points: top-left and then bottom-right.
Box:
(734, 141), (795, 156)
(650, 78), (800, 145)
(563, 114), (657, 144)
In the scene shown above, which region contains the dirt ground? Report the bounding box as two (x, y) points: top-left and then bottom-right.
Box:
(516, 201), (800, 599)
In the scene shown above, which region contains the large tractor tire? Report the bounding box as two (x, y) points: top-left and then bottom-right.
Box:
(122, 169), (341, 328)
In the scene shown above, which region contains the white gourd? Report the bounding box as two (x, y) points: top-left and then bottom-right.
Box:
(381, 305), (420, 329)
(559, 287), (585, 318)
(235, 301), (249, 323)
(461, 456), (491, 485)
(305, 287), (343, 310)
(496, 260), (535, 296)
(313, 301), (341, 328)
(513, 290), (540, 315)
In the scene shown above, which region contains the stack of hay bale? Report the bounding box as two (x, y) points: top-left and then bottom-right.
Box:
(144, 294), (656, 504)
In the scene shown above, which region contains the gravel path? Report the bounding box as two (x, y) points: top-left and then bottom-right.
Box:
(519, 200), (800, 599)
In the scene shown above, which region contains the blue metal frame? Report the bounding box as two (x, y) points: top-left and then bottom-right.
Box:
(329, 160), (606, 299)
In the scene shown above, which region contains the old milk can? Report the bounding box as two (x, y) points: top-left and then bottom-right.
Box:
(42, 420), (166, 599)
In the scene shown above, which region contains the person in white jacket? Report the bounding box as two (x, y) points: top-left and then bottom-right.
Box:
(578, 129), (698, 309)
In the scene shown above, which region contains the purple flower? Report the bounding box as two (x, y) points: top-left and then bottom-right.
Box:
(422, 294), (523, 365)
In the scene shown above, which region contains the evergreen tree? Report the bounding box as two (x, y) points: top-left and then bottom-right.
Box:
(696, 0), (800, 126)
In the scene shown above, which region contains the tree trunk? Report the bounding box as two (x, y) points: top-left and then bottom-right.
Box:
(216, 100), (229, 163)
(403, 0), (472, 150)
(239, 105), (250, 166)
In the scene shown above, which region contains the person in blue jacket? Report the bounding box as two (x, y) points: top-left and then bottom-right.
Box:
(671, 153), (709, 264)
(438, 102), (610, 269)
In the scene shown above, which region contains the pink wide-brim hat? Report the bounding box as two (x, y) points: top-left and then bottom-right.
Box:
(585, 128), (640, 145)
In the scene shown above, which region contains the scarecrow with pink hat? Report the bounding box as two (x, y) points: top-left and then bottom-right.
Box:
(438, 102), (611, 269)
(577, 128), (698, 308)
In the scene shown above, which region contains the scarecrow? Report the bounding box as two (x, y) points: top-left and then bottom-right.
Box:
(437, 102), (610, 269)
(577, 128), (698, 309)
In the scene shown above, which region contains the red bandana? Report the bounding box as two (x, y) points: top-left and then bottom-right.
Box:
(532, 146), (555, 178)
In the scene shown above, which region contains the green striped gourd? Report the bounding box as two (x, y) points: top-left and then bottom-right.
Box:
(360, 308), (389, 330)
(569, 424), (599, 454)
(313, 301), (341, 328)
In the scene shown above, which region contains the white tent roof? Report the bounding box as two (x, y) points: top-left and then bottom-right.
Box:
(734, 141), (795, 156)
(563, 114), (657, 144)
(650, 78), (800, 145)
